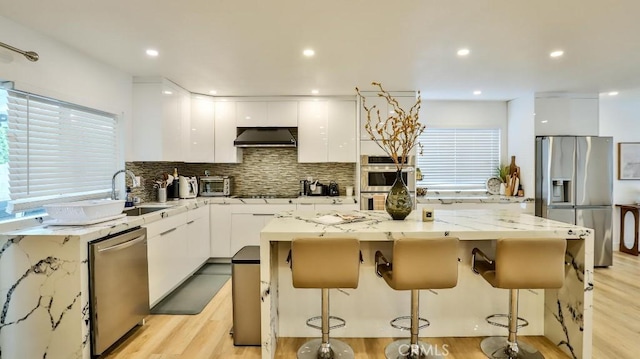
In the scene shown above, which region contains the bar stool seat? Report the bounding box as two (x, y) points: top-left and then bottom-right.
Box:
(375, 237), (460, 359)
(472, 238), (567, 359)
(290, 237), (361, 359)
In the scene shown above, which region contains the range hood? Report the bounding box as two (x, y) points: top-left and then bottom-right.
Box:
(233, 127), (297, 147)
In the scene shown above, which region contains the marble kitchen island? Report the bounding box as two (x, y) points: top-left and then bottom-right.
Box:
(260, 209), (593, 359)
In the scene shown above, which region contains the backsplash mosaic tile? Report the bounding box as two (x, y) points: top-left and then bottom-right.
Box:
(126, 148), (356, 202)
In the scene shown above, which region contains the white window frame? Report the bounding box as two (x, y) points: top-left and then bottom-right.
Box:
(417, 128), (501, 192)
(3, 89), (118, 214)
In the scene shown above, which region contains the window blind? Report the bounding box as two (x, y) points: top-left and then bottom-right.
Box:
(6, 90), (118, 213)
(416, 128), (500, 191)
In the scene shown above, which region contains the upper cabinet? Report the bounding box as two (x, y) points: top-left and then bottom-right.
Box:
(187, 95), (215, 162)
(359, 92), (418, 156)
(131, 78), (190, 161)
(534, 96), (599, 136)
(236, 100), (298, 127)
(298, 99), (357, 163)
(215, 100), (242, 163)
(185, 96), (242, 163)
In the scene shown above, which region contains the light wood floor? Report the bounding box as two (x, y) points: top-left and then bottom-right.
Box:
(104, 252), (640, 358)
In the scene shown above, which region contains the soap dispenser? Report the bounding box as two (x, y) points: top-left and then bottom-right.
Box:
(125, 186), (134, 207)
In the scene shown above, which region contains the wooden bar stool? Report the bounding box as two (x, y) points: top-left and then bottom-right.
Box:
(375, 237), (460, 359)
(289, 237), (362, 359)
(471, 238), (566, 359)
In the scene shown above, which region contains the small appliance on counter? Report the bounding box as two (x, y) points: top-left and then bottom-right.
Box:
(179, 176), (198, 198)
(328, 181), (339, 196)
(308, 180), (326, 196)
(299, 179), (309, 196)
(200, 175), (233, 197)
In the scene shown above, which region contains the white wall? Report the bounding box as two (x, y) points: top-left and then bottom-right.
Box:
(600, 90), (640, 249)
(422, 100), (508, 167)
(0, 15), (133, 161)
(507, 95), (535, 198)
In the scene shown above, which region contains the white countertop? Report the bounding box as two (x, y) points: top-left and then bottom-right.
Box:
(416, 193), (533, 204)
(261, 209), (591, 241)
(1, 196), (358, 240)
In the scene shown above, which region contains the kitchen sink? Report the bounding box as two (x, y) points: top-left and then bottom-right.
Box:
(122, 206), (171, 216)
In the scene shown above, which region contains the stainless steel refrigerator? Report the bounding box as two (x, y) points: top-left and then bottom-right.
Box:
(535, 136), (613, 267)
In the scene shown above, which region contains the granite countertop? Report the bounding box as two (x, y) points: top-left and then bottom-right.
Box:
(207, 195), (358, 204)
(1, 196), (359, 239)
(416, 192), (534, 204)
(261, 209), (592, 242)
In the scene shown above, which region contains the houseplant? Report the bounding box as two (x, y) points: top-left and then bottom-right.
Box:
(356, 82), (425, 219)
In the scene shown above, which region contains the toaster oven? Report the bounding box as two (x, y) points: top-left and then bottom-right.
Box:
(199, 176), (232, 197)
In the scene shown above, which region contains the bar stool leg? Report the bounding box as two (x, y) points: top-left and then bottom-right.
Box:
(385, 291), (443, 359)
(480, 290), (543, 359)
(297, 289), (354, 359)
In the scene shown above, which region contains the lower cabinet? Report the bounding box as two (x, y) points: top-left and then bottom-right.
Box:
(146, 206), (211, 307)
(145, 212), (188, 306)
(186, 206), (210, 270)
(210, 204), (232, 258)
(229, 204), (296, 256)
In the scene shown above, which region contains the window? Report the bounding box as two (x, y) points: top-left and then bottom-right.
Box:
(0, 88), (118, 220)
(416, 128), (501, 191)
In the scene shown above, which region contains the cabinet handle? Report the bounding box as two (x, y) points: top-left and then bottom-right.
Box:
(187, 220), (195, 225)
(252, 213), (274, 216)
(160, 228), (177, 236)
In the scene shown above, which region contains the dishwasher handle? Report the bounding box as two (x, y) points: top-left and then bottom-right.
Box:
(98, 234), (146, 253)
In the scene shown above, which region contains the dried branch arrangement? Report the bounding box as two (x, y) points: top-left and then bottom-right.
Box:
(356, 82), (425, 170)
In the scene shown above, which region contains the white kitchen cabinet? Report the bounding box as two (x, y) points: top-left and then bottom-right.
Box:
(210, 204), (232, 257)
(131, 78), (190, 161)
(299, 99), (357, 163)
(229, 204), (296, 255)
(145, 212), (188, 306)
(236, 101), (298, 127)
(236, 101), (267, 126)
(534, 97), (599, 136)
(327, 100), (357, 162)
(215, 100), (242, 163)
(187, 95), (215, 162)
(359, 93), (417, 155)
(267, 101), (298, 126)
(186, 205), (210, 271)
(298, 100), (328, 162)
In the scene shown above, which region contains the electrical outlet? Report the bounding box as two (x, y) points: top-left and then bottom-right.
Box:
(134, 176), (141, 187)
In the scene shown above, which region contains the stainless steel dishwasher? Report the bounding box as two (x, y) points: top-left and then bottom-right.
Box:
(89, 227), (149, 356)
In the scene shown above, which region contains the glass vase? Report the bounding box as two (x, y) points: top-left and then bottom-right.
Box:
(385, 170), (413, 220)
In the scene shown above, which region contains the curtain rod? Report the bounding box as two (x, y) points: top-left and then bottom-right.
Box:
(0, 41), (39, 62)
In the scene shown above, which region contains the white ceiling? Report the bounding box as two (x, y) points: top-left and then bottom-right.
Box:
(2, 0), (640, 100)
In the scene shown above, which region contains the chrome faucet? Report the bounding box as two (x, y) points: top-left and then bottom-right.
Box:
(112, 169), (137, 200)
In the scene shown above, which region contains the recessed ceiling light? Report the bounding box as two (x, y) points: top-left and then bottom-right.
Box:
(550, 50), (564, 58)
(146, 49), (159, 57)
(311, 89), (319, 95)
(541, 120), (548, 124)
(457, 48), (470, 56)
(473, 90), (482, 95)
(162, 90), (173, 95)
(608, 91), (619, 96)
(303, 49), (315, 57)
(209, 90), (217, 95)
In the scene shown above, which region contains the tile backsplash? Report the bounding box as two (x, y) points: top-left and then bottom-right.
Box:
(127, 147), (356, 202)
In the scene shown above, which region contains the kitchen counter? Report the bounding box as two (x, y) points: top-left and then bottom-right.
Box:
(0, 198), (210, 359)
(207, 195), (357, 205)
(0, 195), (359, 359)
(259, 209), (593, 359)
(417, 192), (533, 204)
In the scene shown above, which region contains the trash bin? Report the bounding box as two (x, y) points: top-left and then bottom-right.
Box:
(231, 245), (261, 346)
